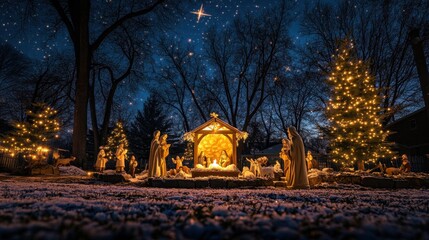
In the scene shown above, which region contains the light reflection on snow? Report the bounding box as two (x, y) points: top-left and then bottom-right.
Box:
(0, 181), (427, 239)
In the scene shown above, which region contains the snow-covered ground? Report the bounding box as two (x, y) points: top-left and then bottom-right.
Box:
(0, 179), (428, 239)
(58, 166), (88, 176)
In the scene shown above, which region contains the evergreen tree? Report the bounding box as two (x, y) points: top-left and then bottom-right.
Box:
(246, 121), (265, 154)
(0, 118), (14, 139)
(183, 141), (194, 161)
(105, 121), (129, 161)
(1, 103), (60, 160)
(325, 40), (392, 169)
(129, 94), (172, 160)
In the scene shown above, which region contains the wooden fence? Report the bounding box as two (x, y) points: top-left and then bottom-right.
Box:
(0, 152), (24, 172)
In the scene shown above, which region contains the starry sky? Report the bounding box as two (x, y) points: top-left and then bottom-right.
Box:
(0, 0), (308, 61)
(0, 0), (312, 109)
(167, 0), (304, 52)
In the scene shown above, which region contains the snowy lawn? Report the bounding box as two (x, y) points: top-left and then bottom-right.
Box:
(0, 178), (428, 239)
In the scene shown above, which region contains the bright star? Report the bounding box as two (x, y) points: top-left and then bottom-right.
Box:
(191, 4), (211, 23)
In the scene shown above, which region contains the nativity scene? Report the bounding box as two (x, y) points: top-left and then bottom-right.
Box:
(144, 113), (307, 188)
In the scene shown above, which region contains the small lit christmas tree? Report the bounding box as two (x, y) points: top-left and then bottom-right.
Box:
(183, 141), (194, 161)
(1, 103), (60, 160)
(106, 121), (129, 161)
(325, 39), (392, 169)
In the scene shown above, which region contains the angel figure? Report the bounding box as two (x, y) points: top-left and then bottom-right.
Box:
(172, 156), (185, 170)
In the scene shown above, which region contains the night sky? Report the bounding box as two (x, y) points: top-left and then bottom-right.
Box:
(0, 0), (305, 58)
(0, 0), (310, 109)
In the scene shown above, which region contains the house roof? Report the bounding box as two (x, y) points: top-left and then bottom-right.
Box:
(386, 107), (427, 127)
(258, 144), (282, 155)
(189, 115), (245, 134)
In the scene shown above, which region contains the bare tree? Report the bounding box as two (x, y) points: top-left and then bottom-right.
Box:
(204, 1), (293, 131)
(5, 0), (182, 163)
(1, 51), (75, 128)
(301, 0), (429, 124)
(88, 26), (143, 157)
(155, 38), (210, 131)
(270, 68), (321, 137)
(0, 43), (31, 117)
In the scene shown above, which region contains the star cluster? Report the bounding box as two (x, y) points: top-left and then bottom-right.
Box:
(0, 0), (305, 108)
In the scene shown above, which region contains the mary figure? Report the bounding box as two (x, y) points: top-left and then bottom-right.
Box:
(287, 126), (309, 189)
(148, 130), (160, 177)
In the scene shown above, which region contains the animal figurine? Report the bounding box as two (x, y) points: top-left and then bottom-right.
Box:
(273, 161), (282, 173)
(55, 156), (76, 167)
(246, 158), (261, 177)
(260, 161), (283, 179)
(242, 166), (256, 179)
(256, 156), (268, 166)
(260, 166), (275, 179)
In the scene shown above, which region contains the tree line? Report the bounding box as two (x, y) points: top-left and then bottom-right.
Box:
(0, 0), (428, 164)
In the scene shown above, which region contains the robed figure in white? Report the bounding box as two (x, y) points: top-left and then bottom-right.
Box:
(287, 126), (310, 189)
(153, 134), (170, 177)
(148, 130), (161, 177)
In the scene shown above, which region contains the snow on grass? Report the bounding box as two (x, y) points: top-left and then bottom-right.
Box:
(0, 180), (428, 239)
(59, 166), (88, 176)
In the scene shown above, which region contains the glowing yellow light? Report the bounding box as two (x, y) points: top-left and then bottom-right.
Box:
(190, 4), (211, 23)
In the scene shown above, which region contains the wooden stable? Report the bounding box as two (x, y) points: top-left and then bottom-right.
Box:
(185, 114), (247, 168)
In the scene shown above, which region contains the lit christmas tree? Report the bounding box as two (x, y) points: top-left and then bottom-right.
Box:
(183, 141), (194, 162)
(1, 103), (60, 160)
(106, 121), (129, 161)
(325, 40), (392, 169)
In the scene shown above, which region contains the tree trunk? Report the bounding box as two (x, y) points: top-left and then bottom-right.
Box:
(99, 82), (119, 147)
(71, 0), (90, 167)
(89, 81), (100, 164)
(409, 28), (429, 131)
(357, 160), (365, 171)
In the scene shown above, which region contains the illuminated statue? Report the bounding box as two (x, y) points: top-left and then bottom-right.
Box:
(219, 150), (230, 167)
(148, 130), (161, 177)
(384, 154), (412, 175)
(306, 151), (318, 170)
(129, 155), (138, 178)
(286, 127), (309, 189)
(399, 154), (411, 173)
(95, 146), (107, 173)
(172, 156), (185, 170)
(115, 143), (127, 173)
(153, 134), (170, 177)
(198, 151), (207, 167)
(246, 158), (261, 177)
(279, 138), (291, 183)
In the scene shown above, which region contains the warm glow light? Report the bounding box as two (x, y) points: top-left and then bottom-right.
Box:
(325, 39), (392, 168)
(191, 4), (211, 23)
(2, 103), (60, 160)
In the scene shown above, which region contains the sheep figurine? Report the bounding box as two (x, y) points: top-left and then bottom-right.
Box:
(260, 160), (284, 179)
(273, 161), (282, 173)
(246, 158), (262, 177)
(242, 166), (256, 179)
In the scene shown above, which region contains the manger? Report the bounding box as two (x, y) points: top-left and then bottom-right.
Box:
(184, 113), (247, 178)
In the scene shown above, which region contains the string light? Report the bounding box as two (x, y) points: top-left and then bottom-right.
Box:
(1, 103), (60, 160)
(106, 121), (129, 161)
(325, 40), (392, 168)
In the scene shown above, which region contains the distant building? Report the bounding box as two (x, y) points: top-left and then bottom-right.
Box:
(387, 107), (429, 156)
